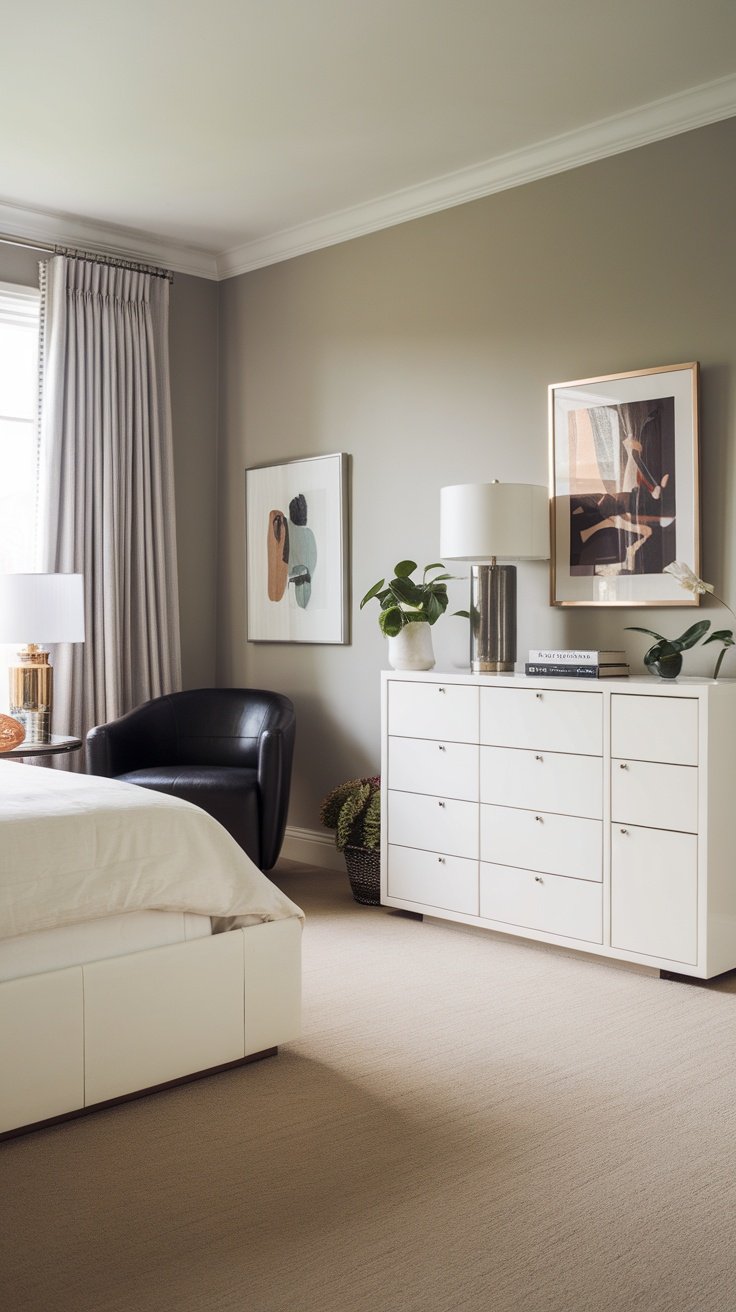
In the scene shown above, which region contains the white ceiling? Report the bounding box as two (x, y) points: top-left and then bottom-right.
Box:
(3, 0), (736, 279)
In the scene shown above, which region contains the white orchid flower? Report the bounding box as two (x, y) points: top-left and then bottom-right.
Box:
(660, 562), (736, 679)
(664, 561), (714, 596)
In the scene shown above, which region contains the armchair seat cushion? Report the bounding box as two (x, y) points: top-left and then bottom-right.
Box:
(117, 767), (261, 867)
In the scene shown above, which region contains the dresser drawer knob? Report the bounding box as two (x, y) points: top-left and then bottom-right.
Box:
(438, 800), (446, 808)
(534, 814), (544, 823)
(534, 875), (543, 884)
(535, 754), (543, 762)
(620, 827), (629, 835)
(619, 762), (629, 770)
(535, 692), (543, 701)
(438, 856), (446, 864)
(438, 686), (446, 694)
(438, 744), (446, 751)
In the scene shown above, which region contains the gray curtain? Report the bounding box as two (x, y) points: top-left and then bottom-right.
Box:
(38, 255), (182, 747)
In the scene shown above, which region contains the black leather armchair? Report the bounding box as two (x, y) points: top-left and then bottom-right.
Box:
(86, 688), (296, 871)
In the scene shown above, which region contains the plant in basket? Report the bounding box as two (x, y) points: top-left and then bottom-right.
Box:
(320, 775), (381, 905)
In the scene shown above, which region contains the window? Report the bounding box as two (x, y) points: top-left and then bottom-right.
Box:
(0, 281), (41, 573)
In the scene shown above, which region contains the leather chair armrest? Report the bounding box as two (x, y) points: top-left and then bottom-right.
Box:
(257, 716), (296, 871)
(86, 699), (175, 777)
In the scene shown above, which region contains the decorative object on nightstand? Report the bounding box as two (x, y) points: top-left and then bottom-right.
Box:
(360, 561), (454, 671)
(0, 573), (85, 744)
(320, 775), (381, 905)
(0, 714), (25, 753)
(440, 482), (549, 672)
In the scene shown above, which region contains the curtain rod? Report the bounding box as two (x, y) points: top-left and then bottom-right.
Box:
(0, 231), (173, 282)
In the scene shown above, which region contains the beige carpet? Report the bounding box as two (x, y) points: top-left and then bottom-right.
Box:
(2, 866), (736, 1312)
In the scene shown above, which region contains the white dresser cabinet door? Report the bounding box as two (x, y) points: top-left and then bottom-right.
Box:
(480, 865), (602, 943)
(388, 790), (478, 858)
(389, 736), (479, 800)
(480, 687), (603, 755)
(388, 846), (478, 915)
(480, 746), (602, 819)
(612, 759), (698, 834)
(611, 694), (698, 765)
(611, 824), (697, 964)
(481, 804), (602, 881)
(388, 680), (478, 743)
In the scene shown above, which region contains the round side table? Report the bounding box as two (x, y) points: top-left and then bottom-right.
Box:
(0, 734), (82, 761)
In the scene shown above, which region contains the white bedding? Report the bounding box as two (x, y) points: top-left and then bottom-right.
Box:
(0, 762), (303, 941)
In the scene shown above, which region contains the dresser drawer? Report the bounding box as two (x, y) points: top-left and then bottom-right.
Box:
(480, 687), (602, 756)
(481, 804), (602, 881)
(480, 746), (602, 819)
(610, 693), (698, 766)
(612, 759), (698, 834)
(388, 680), (478, 743)
(387, 845), (478, 915)
(611, 824), (697, 964)
(388, 790), (478, 859)
(480, 864), (602, 943)
(389, 737), (479, 801)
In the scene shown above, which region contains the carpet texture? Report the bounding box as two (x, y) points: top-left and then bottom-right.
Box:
(2, 865), (736, 1312)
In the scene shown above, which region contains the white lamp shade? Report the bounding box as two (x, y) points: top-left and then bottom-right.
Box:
(0, 573), (85, 644)
(440, 483), (550, 561)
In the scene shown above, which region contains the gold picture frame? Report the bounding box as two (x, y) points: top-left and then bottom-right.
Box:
(549, 362), (700, 607)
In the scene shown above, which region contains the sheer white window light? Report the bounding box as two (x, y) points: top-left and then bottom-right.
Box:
(0, 281), (41, 574)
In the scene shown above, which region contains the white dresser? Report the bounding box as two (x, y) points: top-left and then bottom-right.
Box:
(381, 670), (736, 979)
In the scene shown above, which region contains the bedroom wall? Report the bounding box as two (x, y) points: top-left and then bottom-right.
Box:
(0, 247), (219, 691)
(219, 117), (736, 838)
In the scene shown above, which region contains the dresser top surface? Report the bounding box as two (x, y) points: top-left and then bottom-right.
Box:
(381, 669), (736, 696)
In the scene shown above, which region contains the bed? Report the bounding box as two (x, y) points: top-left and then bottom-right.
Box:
(0, 762), (303, 1136)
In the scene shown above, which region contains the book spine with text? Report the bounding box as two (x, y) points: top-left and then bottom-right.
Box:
(524, 663), (628, 678)
(528, 649), (624, 666)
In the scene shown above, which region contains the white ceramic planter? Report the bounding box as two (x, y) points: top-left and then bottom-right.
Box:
(387, 621), (435, 671)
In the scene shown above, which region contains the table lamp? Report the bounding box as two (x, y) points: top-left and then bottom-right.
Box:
(0, 573), (85, 743)
(440, 482), (549, 672)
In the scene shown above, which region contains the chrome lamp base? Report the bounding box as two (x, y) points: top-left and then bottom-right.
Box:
(469, 564), (517, 673)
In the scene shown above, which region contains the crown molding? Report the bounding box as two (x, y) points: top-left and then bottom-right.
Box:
(216, 72), (736, 279)
(3, 73), (735, 284)
(0, 199), (219, 280)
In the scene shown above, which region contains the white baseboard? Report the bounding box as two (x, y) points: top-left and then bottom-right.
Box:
(279, 825), (346, 871)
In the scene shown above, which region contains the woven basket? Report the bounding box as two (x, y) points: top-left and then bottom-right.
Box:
(343, 845), (381, 906)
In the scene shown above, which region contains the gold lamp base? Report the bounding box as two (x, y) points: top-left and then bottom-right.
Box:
(9, 644), (53, 745)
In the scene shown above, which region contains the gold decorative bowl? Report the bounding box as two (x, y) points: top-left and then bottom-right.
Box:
(0, 714), (25, 753)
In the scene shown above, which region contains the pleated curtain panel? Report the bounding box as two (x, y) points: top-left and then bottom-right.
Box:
(38, 254), (182, 750)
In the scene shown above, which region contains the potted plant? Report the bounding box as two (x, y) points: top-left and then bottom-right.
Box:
(320, 775), (381, 905)
(359, 559), (454, 669)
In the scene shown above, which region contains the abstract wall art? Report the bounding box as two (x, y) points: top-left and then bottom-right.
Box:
(245, 453), (349, 642)
(549, 363), (700, 607)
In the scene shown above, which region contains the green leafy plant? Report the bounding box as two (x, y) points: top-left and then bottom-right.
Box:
(320, 776), (380, 851)
(625, 620), (711, 676)
(663, 561), (736, 678)
(626, 561), (736, 680)
(360, 560), (454, 637)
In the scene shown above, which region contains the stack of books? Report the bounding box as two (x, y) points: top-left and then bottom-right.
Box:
(525, 649), (630, 678)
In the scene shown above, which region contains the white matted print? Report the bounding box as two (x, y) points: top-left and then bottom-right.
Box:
(549, 363), (700, 607)
(246, 453), (349, 643)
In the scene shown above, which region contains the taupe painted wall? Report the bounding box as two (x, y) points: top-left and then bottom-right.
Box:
(218, 118), (736, 832)
(0, 247), (219, 690)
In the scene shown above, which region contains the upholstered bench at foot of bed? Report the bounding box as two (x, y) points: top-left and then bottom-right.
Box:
(0, 917), (301, 1137)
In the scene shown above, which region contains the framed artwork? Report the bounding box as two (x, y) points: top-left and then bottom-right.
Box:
(245, 452), (349, 643)
(549, 362), (700, 607)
